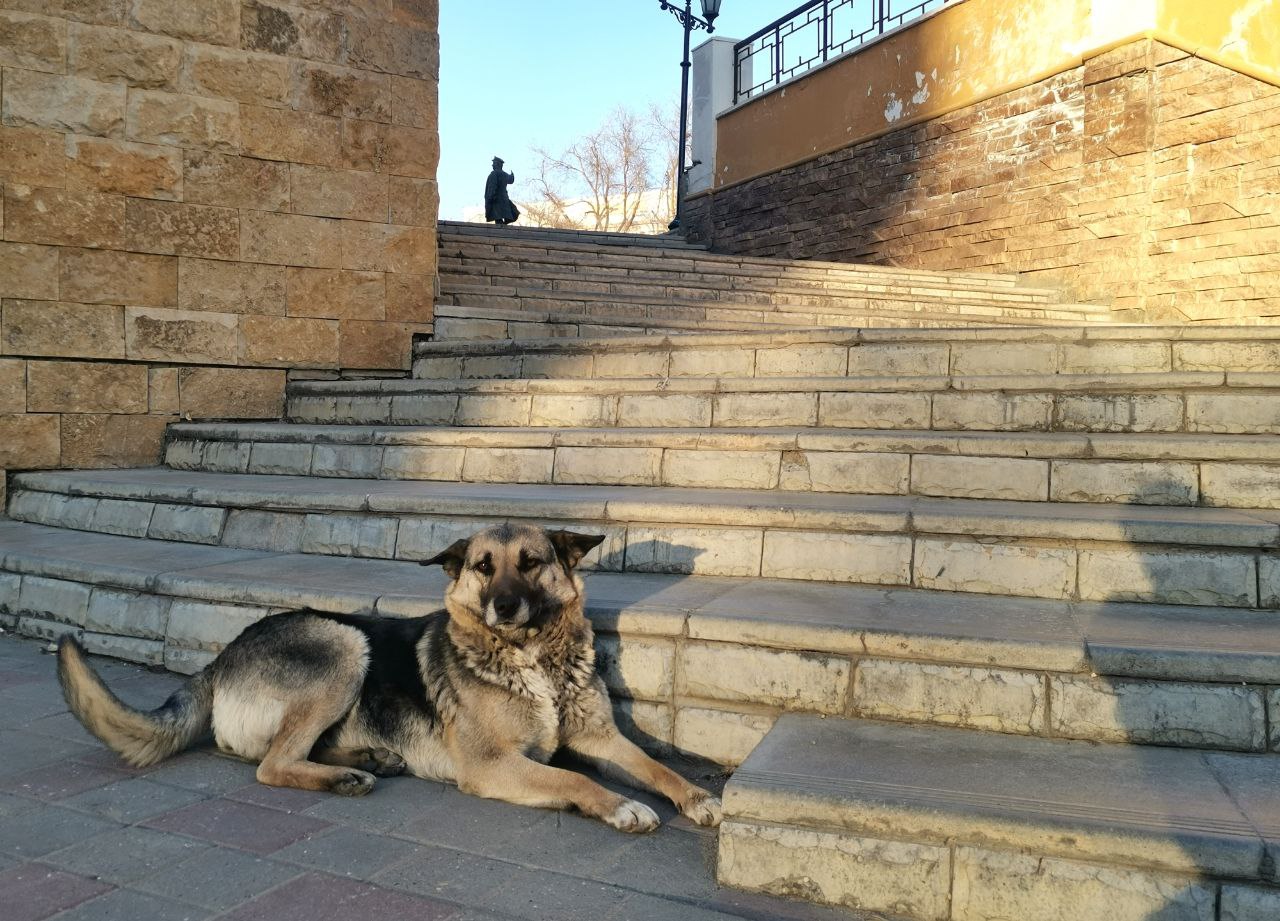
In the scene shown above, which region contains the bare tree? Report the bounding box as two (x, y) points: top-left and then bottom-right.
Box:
(521, 104), (679, 233)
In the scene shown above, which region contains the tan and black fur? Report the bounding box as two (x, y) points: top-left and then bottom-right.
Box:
(56, 523), (722, 832)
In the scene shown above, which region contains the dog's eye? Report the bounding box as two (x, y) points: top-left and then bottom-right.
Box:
(474, 559), (494, 576)
(518, 557), (543, 573)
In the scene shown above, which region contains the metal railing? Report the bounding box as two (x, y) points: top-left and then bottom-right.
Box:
(733, 0), (958, 102)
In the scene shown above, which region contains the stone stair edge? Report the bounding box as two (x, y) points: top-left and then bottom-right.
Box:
(437, 220), (707, 248)
(12, 469), (1280, 550)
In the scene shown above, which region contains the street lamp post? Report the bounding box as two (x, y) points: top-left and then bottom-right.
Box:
(659, 0), (721, 232)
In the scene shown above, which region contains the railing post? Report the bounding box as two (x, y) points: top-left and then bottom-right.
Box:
(774, 25), (782, 88)
(821, 0), (829, 62)
(878, 0), (886, 33)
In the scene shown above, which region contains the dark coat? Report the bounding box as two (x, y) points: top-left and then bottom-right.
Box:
(484, 169), (520, 224)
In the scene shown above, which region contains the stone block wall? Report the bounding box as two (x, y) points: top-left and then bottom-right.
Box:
(0, 0), (439, 493)
(688, 40), (1280, 323)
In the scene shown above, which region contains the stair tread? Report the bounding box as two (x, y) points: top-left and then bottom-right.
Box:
(726, 714), (1279, 880)
(14, 468), (1280, 547)
(169, 422), (1280, 463)
(3, 518), (1278, 682)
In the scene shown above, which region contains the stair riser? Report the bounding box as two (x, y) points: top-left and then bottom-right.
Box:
(414, 339), (1280, 380)
(164, 436), (1280, 509)
(718, 823), (1271, 921)
(11, 487), (1280, 612)
(286, 389), (1280, 436)
(2, 563), (1272, 765)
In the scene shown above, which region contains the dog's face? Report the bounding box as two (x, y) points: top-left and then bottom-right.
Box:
(422, 524), (604, 636)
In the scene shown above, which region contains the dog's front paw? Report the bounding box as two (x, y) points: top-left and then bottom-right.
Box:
(682, 791), (722, 827)
(330, 769), (376, 797)
(366, 748), (406, 777)
(605, 798), (660, 834)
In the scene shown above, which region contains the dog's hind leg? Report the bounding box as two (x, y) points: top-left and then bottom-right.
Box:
(257, 694), (378, 797)
(567, 727), (723, 828)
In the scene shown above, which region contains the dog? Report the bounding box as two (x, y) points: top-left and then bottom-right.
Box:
(56, 523), (722, 833)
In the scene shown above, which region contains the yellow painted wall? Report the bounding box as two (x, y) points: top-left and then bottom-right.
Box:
(714, 0), (1280, 189)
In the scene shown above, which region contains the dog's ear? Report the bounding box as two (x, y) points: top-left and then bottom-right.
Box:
(548, 530), (606, 570)
(420, 538), (470, 579)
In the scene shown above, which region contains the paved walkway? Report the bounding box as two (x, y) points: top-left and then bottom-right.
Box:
(0, 633), (874, 921)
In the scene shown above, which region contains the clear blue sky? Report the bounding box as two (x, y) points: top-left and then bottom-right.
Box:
(438, 0), (795, 220)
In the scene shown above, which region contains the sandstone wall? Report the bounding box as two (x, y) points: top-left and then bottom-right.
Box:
(688, 40), (1280, 323)
(0, 0), (439, 495)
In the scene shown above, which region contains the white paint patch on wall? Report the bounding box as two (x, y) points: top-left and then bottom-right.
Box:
(1224, 0), (1270, 57)
(884, 94), (905, 122)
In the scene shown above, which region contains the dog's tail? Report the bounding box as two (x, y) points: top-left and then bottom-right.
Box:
(57, 636), (214, 767)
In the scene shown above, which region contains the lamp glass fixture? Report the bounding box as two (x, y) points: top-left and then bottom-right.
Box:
(701, 0), (722, 24)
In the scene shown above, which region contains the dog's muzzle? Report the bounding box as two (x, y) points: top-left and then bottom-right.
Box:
(485, 593), (531, 629)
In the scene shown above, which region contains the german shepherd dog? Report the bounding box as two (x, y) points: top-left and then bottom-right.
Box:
(56, 523), (722, 833)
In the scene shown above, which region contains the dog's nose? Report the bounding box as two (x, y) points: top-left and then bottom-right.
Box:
(492, 594), (521, 620)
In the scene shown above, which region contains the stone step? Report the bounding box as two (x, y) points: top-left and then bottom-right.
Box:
(440, 282), (1105, 325)
(437, 261), (1068, 304)
(720, 715), (1280, 919)
(438, 220), (708, 250)
(3, 519), (1277, 764)
(413, 324), (1280, 379)
(438, 226), (1024, 287)
(163, 422), (1280, 509)
(10, 470), (1280, 611)
(286, 372), (1280, 436)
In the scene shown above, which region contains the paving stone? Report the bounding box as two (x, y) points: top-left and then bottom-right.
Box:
(134, 846), (301, 912)
(0, 862), (115, 921)
(0, 805), (121, 859)
(46, 824), (210, 884)
(60, 777), (207, 824)
(143, 752), (257, 795)
(145, 798), (331, 855)
(0, 758), (129, 800)
(44, 886), (211, 921)
(273, 826), (430, 879)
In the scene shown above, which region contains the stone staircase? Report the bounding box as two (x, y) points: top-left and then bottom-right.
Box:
(2, 224), (1278, 921)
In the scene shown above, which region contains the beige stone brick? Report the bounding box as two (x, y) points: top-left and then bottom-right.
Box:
(149, 366), (178, 413)
(528, 394), (616, 427)
(854, 660), (1046, 734)
(0, 125), (65, 186)
(1049, 675), (1265, 749)
(1056, 394), (1184, 432)
(714, 392), (817, 426)
(4, 185), (125, 249)
(594, 634), (675, 700)
(719, 823), (951, 921)
(1201, 463), (1280, 509)
(950, 343), (1057, 376)
(391, 74), (435, 129)
(180, 44), (289, 106)
(240, 209), (342, 268)
(847, 343), (949, 376)
(1050, 460), (1199, 504)
(341, 221), (432, 273)
(454, 394), (529, 426)
(293, 61), (391, 121)
(1222, 885), (1280, 921)
(626, 525), (763, 577)
(762, 531), (912, 584)
(666, 347), (754, 377)
(69, 22), (180, 88)
(241, 0), (341, 62)
(60, 248), (175, 306)
(616, 394), (712, 427)
(287, 268), (384, 320)
(125, 199), (238, 260)
(912, 455), (1050, 501)
(55, 1), (129, 27)
(60, 412), (169, 467)
(345, 15), (437, 79)
(342, 118), (438, 177)
(933, 392), (1053, 431)
(0, 412), (59, 466)
(387, 176), (437, 227)
(818, 392), (931, 428)
(28, 360), (147, 413)
(2, 299), (124, 358)
(242, 315), (338, 366)
(459, 448), (553, 484)
(1078, 547), (1256, 607)
(290, 164), (388, 221)
(952, 847), (1215, 921)
(754, 345), (847, 376)
(678, 641), (848, 712)
(65, 136), (181, 200)
(592, 350), (668, 378)
(612, 699), (671, 753)
(1173, 341), (1280, 372)
(10, 67), (139, 149)
(179, 257), (285, 316)
(177, 367), (285, 419)
(0, 358), (25, 412)
(662, 450), (779, 489)
(1058, 342), (1171, 374)
(0, 241), (59, 300)
(915, 539), (1077, 599)
(779, 450), (909, 494)
(381, 445), (464, 481)
(129, 0), (239, 45)
(1186, 394), (1280, 434)
(0, 10), (67, 73)
(182, 150), (289, 211)
(126, 89), (239, 152)
(673, 706), (773, 764)
(553, 447), (662, 486)
(125, 306), (237, 362)
(241, 102), (340, 167)
(338, 320), (420, 369)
